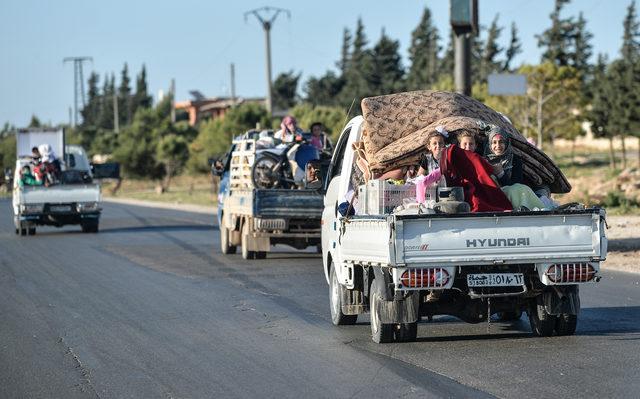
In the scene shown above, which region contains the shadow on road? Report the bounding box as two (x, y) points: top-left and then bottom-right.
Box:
(99, 224), (216, 234)
(608, 238), (640, 252)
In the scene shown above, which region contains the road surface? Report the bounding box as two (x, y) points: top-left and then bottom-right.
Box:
(1, 200), (639, 398)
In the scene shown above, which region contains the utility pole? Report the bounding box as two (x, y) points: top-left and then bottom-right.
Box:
(63, 56), (93, 127)
(450, 0), (477, 96)
(170, 79), (176, 123)
(244, 6), (290, 117)
(113, 91), (119, 133)
(230, 63), (236, 105)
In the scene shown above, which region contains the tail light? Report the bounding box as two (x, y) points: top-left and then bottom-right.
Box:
(545, 263), (596, 283)
(400, 268), (450, 288)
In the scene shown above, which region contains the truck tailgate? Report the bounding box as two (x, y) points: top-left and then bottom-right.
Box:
(18, 184), (100, 204)
(396, 211), (606, 266)
(254, 189), (323, 218)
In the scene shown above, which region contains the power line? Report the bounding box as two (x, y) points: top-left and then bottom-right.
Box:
(244, 6), (291, 117)
(63, 56), (93, 127)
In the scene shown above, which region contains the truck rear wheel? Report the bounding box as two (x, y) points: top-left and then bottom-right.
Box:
(241, 222), (255, 260)
(220, 218), (237, 255)
(28, 227), (36, 235)
(528, 302), (557, 337)
(396, 322), (418, 342)
(329, 265), (357, 326)
(370, 278), (395, 343)
(555, 314), (578, 336)
(255, 251), (267, 259)
(20, 227), (27, 236)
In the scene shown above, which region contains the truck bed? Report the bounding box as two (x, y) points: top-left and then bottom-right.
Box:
(226, 189), (323, 218)
(338, 209), (607, 267)
(16, 184), (100, 205)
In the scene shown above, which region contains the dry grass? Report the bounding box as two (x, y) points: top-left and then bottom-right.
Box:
(101, 175), (218, 207)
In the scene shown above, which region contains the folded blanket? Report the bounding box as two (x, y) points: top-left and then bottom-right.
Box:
(360, 90), (571, 193)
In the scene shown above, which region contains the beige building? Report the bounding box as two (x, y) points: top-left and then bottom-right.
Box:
(174, 96), (265, 126)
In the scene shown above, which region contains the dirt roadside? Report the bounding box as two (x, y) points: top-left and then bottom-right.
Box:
(602, 215), (640, 274)
(103, 198), (638, 274)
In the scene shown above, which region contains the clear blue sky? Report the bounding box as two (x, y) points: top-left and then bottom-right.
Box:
(0, 0), (632, 127)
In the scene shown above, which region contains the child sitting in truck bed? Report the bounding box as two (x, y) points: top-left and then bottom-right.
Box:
(18, 165), (43, 187)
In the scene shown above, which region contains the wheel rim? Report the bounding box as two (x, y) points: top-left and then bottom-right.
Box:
(330, 269), (341, 318)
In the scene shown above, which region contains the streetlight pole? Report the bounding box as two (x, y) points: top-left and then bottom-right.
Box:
(244, 6), (290, 117)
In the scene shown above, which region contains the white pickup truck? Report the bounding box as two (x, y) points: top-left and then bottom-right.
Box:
(12, 128), (119, 235)
(321, 116), (607, 343)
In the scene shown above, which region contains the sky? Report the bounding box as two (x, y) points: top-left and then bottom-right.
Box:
(0, 0), (633, 127)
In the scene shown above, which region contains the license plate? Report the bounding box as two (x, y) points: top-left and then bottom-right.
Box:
(467, 273), (524, 287)
(50, 205), (71, 213)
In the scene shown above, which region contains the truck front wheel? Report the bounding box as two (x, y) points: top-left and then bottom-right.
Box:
(329, 265), (357, 326)
(81, 221), (99, 233)
(369, 278), (395, 343)
(220, 218), (237, 255)
(241, 222), (255, 260)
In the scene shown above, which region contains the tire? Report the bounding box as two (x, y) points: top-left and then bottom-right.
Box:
(329, 265), (358, 326)
(251, 152), (281, 189)
(81, 221), (99, 233)
(27, 227), (36, 235)
(316, 244), (322, 254)
(396, 322), (418, 342)
(15, 228), (19, 235)
(255, 251), (267, 259)
(555, 314), (578, 336)
(20, 227), (27, 236)
(528, 302), (557, 337)
(220, 218), (237, 255)
(369, 278), (395, 343)
(241, 222), (255, 260)
(498, 310), (522, 322)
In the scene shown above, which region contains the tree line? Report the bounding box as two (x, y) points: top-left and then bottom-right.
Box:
(2, 0), (639, 182)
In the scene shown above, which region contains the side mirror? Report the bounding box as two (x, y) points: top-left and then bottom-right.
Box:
(92, 162), (120, 179)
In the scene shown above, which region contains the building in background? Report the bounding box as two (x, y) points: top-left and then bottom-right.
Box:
(174, 92), (264, 126)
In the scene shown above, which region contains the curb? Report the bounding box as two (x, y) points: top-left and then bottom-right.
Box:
(103, 197), (217, 216)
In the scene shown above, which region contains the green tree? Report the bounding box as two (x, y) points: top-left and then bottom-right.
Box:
(337, 28), (352, 75)
(81, 72), (101, 127)
(502, 23), (522, 71)
(118, 63), (132, 126)
(484, 62), (582, 155)
(368, 30), (405, 94)
(28, 115), (41, 128)
(304, 71), (345, 106)
(339, 18), (374, 112)
(406, 7), (441, 90)
(98, 74), (115, 130)
(156, 134), (189, 191)
(0, 128), (16, 173)
(536, 0), (575, 66)
(480, 15), (503, 82)
(571, 12), (593, 81)
(272, 71), (300, 111)
(132, 64), (152, 114)
(587, 55), (618, 168)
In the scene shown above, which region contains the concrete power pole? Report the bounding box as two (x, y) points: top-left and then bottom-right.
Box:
(230, 63), (236, 105)
(244, 6), (290, 117)
(63, 56), (93, 127)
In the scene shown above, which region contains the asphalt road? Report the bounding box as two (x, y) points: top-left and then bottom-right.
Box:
(1, 199), (639, 399)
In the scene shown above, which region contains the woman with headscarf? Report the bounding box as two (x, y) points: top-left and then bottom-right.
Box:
(483, 125), (546, 210)
(274, 116), (303, 143)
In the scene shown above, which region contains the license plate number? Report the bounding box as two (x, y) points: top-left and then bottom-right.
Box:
(50, 205), (71, 213)
(467, 273), (524, 287)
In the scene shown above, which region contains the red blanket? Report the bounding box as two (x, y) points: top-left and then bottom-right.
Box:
(440, 145), (512, 212)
